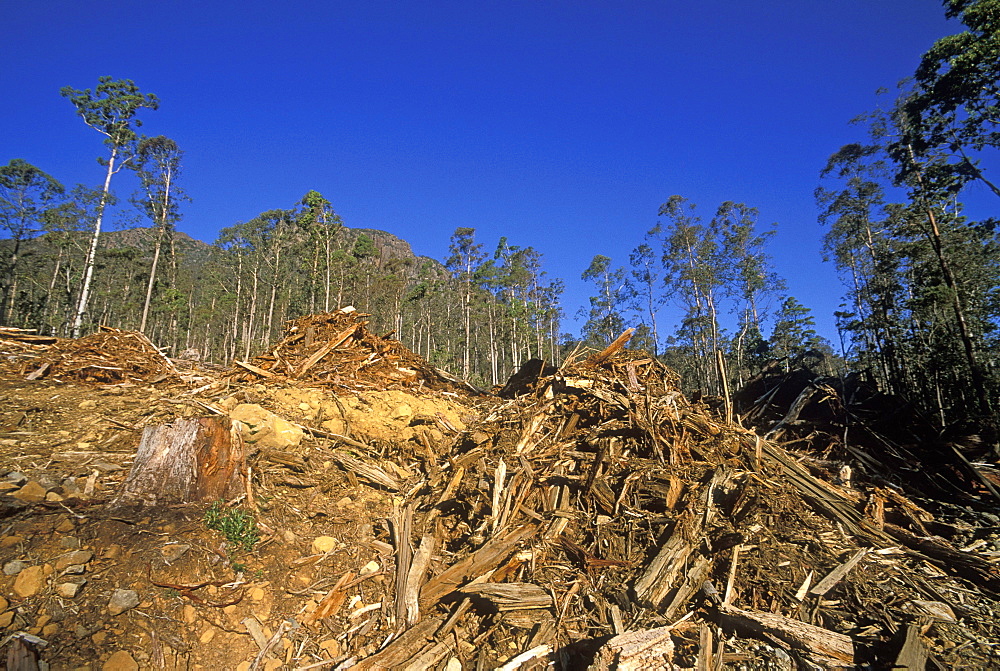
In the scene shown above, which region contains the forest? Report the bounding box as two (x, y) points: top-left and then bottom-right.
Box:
(1, 0), (998, 430)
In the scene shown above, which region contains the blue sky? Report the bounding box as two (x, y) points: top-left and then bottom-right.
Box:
(2, 0), (983, 342)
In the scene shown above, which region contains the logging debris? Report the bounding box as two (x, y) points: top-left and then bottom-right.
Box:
(227, 307), (482, 395)
(8, 326), (182, 385)
(252, 345), (999, 669)
(2, 324), (1000, 668)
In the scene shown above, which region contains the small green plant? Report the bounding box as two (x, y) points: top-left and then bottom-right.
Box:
(203, 500), (260, 553)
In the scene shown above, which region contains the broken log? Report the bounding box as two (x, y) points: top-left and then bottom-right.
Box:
(585, 328), (636, 367)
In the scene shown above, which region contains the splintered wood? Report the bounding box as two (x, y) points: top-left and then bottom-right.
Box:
(294, 335), (996, 669)
(14, 326), (181, 384)
(227, 308), (479, 394)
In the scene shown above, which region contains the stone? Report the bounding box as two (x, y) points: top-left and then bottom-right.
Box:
(4, 560), (29, 576)
(0, 611), (13, 628)
(230, 404), (304, 450)
(199, 627), (216, 643)
(42, 623), (58, 637)
(57, 581), (85, 598)
(13, 565), (45, 597)
(4, 471), (27, 486)
(183, 604), (197, 624)
(59, 535), (81, 548)
(0, 535), (23, 548)
(250, 587), (266, 601)
(12, 481), (47, 503)
(0, 596), (6, 611)
(61, 478), (82, 500)
(108, 589), (140, 616)
(160, 544), (190, 563)
(55, 550), (94, 571)
(79, 400), (97, 410)
(102, 650), (139, 671)
(312, 536), (338, 553)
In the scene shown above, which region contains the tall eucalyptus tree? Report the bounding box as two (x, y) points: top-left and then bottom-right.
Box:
(61, 77), (158, 337)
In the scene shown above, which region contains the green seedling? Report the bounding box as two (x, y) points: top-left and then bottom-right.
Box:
(203, 500), (260, 553)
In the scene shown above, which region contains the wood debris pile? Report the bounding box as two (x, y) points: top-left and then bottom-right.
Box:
(320, 343), (1000, 669)
(228, 308), (478, 394)
(0, 326), (58, 346)
(10, 326), (181, 385)
(735, 364), (1000, 504)
(0, 328), (59, 375)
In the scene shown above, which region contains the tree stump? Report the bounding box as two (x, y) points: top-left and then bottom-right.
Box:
(112, 416), (248, 508)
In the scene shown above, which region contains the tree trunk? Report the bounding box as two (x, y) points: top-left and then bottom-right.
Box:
(112, 416), (248, 509)
(71, 148), (117, 338)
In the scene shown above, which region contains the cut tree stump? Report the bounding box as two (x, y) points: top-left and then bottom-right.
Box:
(112, 416), (248, 508)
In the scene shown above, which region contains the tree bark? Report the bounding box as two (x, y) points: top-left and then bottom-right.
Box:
(112, 416), (248, 509)
(71, 148), (117, 338)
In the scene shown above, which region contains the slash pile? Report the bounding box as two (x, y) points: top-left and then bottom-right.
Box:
(6, 326), (181, 385)
(228, 308), (479, 394)
(321, 347), (1000, 669)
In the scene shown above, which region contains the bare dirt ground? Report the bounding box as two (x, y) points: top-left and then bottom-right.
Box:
(0, 376), (474, 670)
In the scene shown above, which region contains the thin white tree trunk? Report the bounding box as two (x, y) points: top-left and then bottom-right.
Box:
(140, 165), (172, 333)
(71, 148), (117, 338)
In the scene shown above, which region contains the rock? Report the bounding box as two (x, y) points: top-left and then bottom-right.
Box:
(230, 404), (304, 449)
(79, 400), (97, 410)
(45, 491), (64, 502)
(250, 587), (266, 601)
(12, 481), (47, 503)
(0, 596), (7, 611)
(13, 565), (45, 597)
(0, 610), (13, 627)
(59, 536), (81, 549)
(55, 550), (93, 571)
(312, 536), (338, 554)
(57, 581), (85, 598)
(108, 589), (140, 616)
(102, 650), (139, 671)
(61, 478), (82, 500)
(5, 471), (27, 486)
(160, 544), (190, 563)
(4, 560), (29, 576)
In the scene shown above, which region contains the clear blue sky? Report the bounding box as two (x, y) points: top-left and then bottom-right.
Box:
(2, 0), (982, 342)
